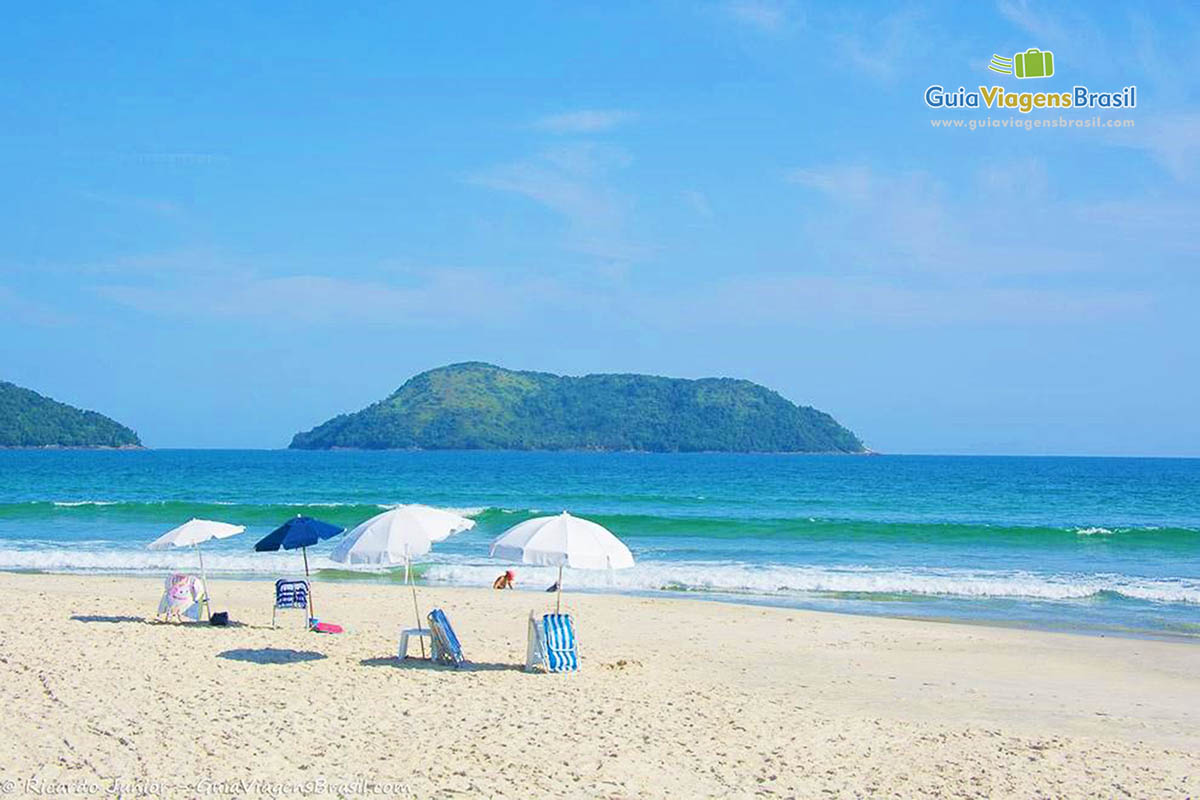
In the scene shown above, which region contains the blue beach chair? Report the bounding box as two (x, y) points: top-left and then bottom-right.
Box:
(427, 608), (465, 668)
(272, 579), (310, 628)
(526, 611), (579, 673)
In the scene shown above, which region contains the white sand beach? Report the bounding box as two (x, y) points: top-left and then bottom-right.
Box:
(0, 572), (1196, 798)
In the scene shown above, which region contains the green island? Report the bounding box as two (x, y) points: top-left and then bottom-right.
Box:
(290, 362), (865, 453)
(0, 381), (141, 448)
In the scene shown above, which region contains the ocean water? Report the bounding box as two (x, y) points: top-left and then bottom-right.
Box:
(1, 450), (1197, 639)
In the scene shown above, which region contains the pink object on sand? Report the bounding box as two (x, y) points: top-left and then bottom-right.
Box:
(311, 621), (344, 634)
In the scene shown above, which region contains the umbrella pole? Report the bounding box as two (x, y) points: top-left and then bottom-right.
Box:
(409, 557), (426, 659)
(196, 544), (211, 621)
(303, 546), (315, 623)
(556, 563), (563, 614)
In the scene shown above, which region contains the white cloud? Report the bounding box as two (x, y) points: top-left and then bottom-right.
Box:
(777, 157), (1200, 328)
(1075, 197), (1200, 255)
(1108, 113), (1200, 180)
(786, 159), (1180, 278)
(788, 164), (874, 203)
(681, 189), (714, 219)
(74, 249), (247, 277)
(468, 142), (645, 262)
(788, 164), (956, 272)
(996, 0), (1070, 42)
(993, 1), (1124, 79)
(663, 274), (1151, 327)
(95, 269), (575, 327)
(0, 285), (73, 327)
(78, 190), (184, 220)
(723, 0), (799, 35)
(531, 109), (636, 134)
(831, 9), (927, 82)
(87, 234), (1162, 336)
(975, 157), (1048, 196)
(994, 5), (1199, 181)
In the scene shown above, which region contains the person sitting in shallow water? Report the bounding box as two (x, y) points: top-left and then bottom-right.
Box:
(493, 570), (515, 589)
(546, 581), (560, 593)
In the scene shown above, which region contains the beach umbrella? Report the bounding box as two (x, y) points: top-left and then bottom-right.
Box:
(490, 511), (634, 612)
(147, 518), (245, 619)
(330, 505), (475, 656)
(255, 515), (344, 620)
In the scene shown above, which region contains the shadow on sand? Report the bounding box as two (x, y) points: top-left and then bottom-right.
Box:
(218, 648), (327, 664)
(71, 614), (258, 629)
(75, 618), (258, 628)
(359, 656), (522, 673)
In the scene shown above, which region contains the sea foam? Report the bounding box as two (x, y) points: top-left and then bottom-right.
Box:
(421, 561), (1200, 604)
(2, 546), (1195, 605)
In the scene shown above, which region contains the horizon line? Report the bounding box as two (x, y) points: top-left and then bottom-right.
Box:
(5, 447), (1198, 460)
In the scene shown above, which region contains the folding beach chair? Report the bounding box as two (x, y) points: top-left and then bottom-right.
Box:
(272, 579), (310, 628)
(526, 611), (579, 673)
(156, 573), (205, 622)
(427, 608), (466, 668)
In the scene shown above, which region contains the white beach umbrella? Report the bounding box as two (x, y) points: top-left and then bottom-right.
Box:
(330, 504), (475, 654)
(490, 512), (634, 611)
(331, 504), (474, 567)
(147, 518), (245, 619)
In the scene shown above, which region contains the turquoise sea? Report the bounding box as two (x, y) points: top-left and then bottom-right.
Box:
(1, 450), (1197, 639)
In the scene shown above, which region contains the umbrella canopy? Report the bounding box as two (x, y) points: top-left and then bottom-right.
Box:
(490, 511), (634, 570)
(331, 505), (475, 565)
(255, 516), (344, 552)
(147, 518), (245, 620)
(148, 518), (245, 550)
(490, 512), (634, 612)
(330, 504), (474, 657)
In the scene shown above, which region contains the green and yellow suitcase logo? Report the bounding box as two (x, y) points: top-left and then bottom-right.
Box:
(989, 48), (1055, 79)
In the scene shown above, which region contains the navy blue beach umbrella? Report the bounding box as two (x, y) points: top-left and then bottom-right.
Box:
(255, 515), (344, 617)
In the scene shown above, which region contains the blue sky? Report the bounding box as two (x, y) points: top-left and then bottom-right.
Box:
(2, 1), (1197, 454)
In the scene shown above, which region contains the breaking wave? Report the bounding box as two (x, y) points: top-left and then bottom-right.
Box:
(2, 545), (1194, 605)
(423, 562), (1200, 605)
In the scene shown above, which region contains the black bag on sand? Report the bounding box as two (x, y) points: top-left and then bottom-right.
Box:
(210, 612), (229, 626)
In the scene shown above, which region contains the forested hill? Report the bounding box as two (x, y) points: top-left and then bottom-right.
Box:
(290, 363), (865, 453)
(0, 381), (141, 448)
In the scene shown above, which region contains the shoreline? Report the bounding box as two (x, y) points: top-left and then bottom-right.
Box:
(0, 444), (144, 450)
(288, 445), (876, 454)
(3, 566), (1197, 645)
(2, 571), (1197, 797)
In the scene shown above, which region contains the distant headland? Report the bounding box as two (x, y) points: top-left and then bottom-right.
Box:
(0, 381), (141, 448)
(290, 363), (866, 453)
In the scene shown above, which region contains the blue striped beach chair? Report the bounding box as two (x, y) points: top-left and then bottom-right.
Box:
(526, 611), (579, 672)
(427, 608), (465, 668)
(272, 579), (310, 628)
